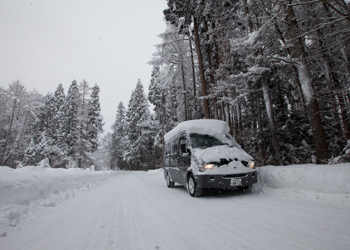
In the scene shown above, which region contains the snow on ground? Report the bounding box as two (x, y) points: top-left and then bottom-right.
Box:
(257, 163), (350, 206)
(0, 163), (349, 250)
(0, 166), (118, 237)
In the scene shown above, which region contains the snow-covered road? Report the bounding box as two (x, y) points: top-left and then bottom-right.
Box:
(1, 168), (350, 250)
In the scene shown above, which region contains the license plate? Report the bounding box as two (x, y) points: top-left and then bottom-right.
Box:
(230, 178), (242, 186)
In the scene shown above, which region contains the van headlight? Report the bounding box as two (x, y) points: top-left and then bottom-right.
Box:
(248, 161), (255, 169)
(199, 164), (215, 172)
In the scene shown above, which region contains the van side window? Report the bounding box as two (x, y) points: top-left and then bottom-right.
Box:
(165, 142), (170, 156)
(179, 136), (188, 154)
(165, 138), (173, 156)
(172, 139), (177, 155)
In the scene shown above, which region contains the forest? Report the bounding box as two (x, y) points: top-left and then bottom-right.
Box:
(143, 0), (350, 167)
(112, 0), (350, 169)
(1, 0), (350, 170)
(0, 80), (103, 169)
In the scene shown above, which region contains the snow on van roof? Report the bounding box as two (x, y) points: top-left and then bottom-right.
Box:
(164, 119), (230, 142)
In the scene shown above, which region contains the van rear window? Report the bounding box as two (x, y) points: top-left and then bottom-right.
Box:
(189, 133), (227, 149)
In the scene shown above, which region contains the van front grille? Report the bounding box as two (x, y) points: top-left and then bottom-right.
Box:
(222, 173), (247, 178)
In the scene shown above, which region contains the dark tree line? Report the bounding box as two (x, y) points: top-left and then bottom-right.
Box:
(146, 0), (350, 166)
(0, 80), (103, 168)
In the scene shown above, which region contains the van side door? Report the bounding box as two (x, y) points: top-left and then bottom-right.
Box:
(165, 136), (179, 183)
(178, 133), (191, 186)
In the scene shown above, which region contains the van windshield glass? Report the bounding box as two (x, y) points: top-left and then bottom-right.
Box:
(189, 133), (227, 149)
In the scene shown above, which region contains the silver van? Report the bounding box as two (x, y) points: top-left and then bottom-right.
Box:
(163, 119), (257, 197)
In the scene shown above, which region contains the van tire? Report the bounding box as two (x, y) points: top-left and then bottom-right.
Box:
(166, 172), (175, 188)
(187, 174), (202, 197)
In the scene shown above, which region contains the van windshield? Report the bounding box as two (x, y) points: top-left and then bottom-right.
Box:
(189, 133), (227, 149)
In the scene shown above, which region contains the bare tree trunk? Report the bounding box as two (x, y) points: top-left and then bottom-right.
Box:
(15, 111), (29, 162)
(4, 112), (30, 167)
(242, 0), (254, 32)
(160, 114), (165, 157)
(226, 102), (232, 135)
(321, 2), (350, 73)
(233, 102), (238, 139)
(181, 62), (188, 121)
(237, 101), (243, 139)
(321, 0), (350, 23)
(170, 76), (177, 123)
(320, 2), (350, 139)
(205, 20), (218, 120)
(317, 38), (350, 140)
(262, 75), (283, 165)
(221, 101), (225, 123)
(259, 0), (308, 115)
(231, 89), (239, 140)
(193, 17), (210, 119)
(284, 1), (330, 163)
(189, 38), (198, 116)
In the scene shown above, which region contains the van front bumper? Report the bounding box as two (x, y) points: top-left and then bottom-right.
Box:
(194, 171), (257, 189)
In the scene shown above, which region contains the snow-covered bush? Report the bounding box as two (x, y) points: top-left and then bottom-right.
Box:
(14, 161), (23, 169)
(37, 158), (50, 168)
(330, 140), (350, 164)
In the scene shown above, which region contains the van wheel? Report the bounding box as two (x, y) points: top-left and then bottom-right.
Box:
(166, 172), (175, 188)
(187, 174), (202, 197)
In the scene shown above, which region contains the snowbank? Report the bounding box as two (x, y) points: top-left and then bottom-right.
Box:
(257, 163), (350, 205)
(0, 166), (117, 236)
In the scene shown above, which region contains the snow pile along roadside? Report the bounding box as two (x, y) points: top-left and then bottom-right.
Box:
(0, 166), (117, 236)
(258, 163), (350, 205)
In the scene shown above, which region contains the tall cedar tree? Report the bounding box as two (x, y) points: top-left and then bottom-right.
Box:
(61, 80), (80, 160)
(124, 80), (151, 170)
(88, 84), (103, 153)
(111, 101), (127, 170)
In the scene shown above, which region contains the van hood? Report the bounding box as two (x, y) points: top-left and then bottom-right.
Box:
(191, 145), (253, 165)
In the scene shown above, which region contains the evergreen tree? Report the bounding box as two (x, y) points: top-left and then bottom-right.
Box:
(77, 80), (91, 168)
(24, 136), (64, 167)
(52, 84), (66, 140)
(124, 80), (151, 170)
(23, 139), (41, 166)
(111, 101), (127, 170)
(28, 92), (67, 167)
(88, 84), (103, 153)
(148, 66), (175, 151)
(60, 80), (80, 163)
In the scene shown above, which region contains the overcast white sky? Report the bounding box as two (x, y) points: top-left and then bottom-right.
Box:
(0, 0), (167, 134)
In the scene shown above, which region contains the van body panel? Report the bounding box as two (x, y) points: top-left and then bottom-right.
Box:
(177, 153), (190, 186)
